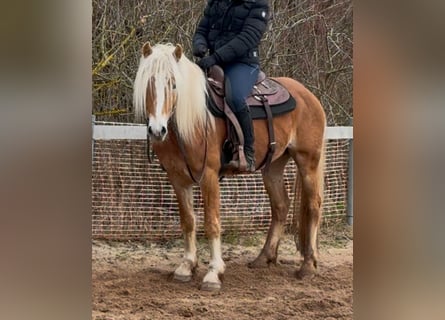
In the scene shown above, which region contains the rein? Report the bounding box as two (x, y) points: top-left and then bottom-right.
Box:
(146, 119), (154, 163)
(146, 113), (209, 185)
(173, 113), (209, 184)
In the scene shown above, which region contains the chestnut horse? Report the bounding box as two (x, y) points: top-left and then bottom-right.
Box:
(133, 43), (326, 291)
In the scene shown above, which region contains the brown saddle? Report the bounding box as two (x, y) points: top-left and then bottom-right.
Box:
(207, 66), (292, 112)
(206, 66), (296, 174)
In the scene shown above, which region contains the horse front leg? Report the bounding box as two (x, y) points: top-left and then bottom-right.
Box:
(200, 170), (225, 291)
(171, 183), (197, 282)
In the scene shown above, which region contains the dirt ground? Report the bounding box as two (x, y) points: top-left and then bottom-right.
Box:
(92, 228), (353, 320)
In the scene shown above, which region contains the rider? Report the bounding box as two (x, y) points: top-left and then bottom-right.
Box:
(192, 0), (270, 172)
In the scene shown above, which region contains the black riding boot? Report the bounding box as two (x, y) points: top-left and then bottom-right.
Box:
(228, 109), (256, 172)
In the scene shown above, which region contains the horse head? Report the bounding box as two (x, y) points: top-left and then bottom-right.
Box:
(134, 42), (183, 142)
(134, 42), (212, 145)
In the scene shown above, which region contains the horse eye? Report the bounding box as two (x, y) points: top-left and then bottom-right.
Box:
(167, 78), (176, 90)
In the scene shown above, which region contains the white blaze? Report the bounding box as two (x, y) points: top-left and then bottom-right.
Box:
(148, 77), (168, 134)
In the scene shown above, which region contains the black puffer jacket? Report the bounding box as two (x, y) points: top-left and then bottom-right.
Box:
(192, 0), (269, 66)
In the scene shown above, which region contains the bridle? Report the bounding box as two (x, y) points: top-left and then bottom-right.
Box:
(171, 112), (209, 184)
(145, 102), (209, 185)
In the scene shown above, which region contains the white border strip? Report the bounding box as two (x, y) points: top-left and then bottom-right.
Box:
(324, 126), (353, 139)
(93, 124), (353, 140)
(93, 125), (147, 140)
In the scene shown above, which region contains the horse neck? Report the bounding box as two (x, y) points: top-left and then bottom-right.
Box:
(173, 59), (213, 144)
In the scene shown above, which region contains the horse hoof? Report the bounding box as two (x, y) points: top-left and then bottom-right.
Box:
(173, 273), (192, 282)
(296, 264), (317, 280)
(200, 281), (221, 291)
(248, 255), (275, 269)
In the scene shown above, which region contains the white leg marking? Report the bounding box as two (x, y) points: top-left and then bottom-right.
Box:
(184, 231), (197, 263)
(174, 231), (197, 281)
(202, 237), (225, 285)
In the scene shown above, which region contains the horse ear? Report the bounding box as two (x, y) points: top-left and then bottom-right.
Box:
(173, 44), (182, 61)
(142, 42), (152, 57)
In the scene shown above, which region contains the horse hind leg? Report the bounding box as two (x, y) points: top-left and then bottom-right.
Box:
(294, 148), (324, 279)
(171, 184), (198, 282)
(249, 154), (290, 268)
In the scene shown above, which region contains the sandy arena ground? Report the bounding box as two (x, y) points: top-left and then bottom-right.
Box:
(93, 230), (352, 320)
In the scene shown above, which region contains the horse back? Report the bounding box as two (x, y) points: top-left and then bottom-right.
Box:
(272, 77), (326, 121)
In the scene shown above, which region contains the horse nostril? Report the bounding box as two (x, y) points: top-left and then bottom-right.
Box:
(148, 126), (153, 135)
(161, 126), (167, 135)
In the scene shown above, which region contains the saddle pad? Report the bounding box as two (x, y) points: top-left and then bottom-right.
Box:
(207, 94), (296, 120)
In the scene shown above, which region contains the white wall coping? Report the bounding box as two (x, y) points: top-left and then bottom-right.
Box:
(93, 124), (353, 140)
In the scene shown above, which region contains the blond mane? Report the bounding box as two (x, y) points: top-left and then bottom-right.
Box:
(133, 43), (214, 143)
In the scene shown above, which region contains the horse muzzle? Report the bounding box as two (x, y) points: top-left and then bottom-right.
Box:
(147, 125), (168, 141)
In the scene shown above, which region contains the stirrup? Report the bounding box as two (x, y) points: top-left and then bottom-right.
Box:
(225, 159), (256, 173)
(246, 161), (256, 172)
